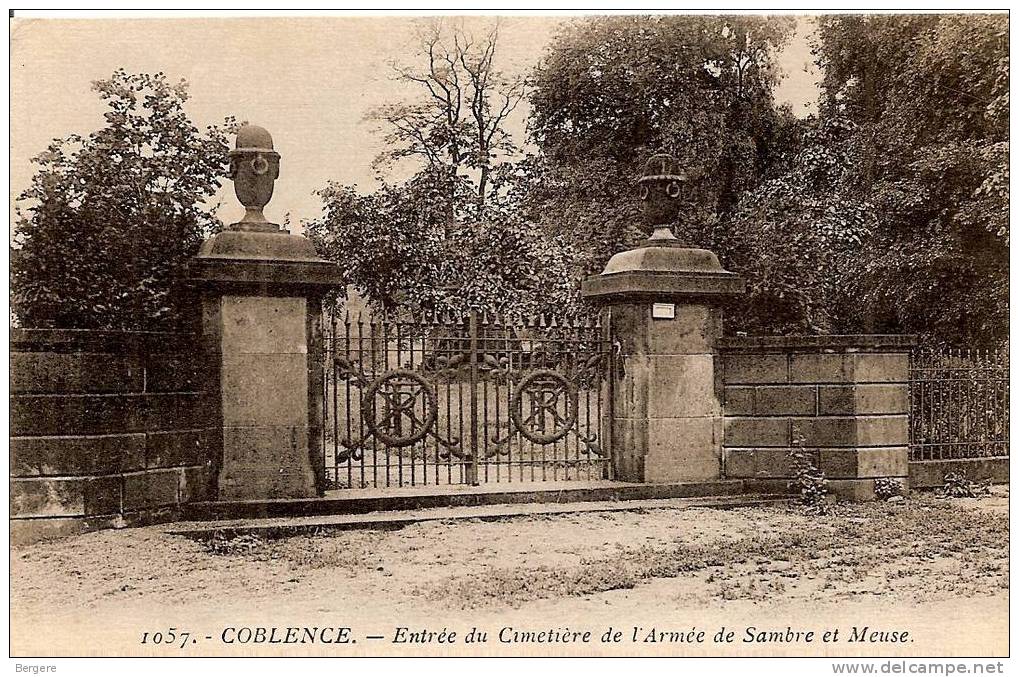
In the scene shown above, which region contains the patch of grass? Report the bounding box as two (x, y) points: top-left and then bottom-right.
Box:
(717, 575), (786, 601)
(195, 495), (1007, 610)
(202, 530), (383, 570)
(875, 477), (905, 500)
(415, 562), (639, 609)
(417, 496), (1008, 609)
(204, 533), (265, 556)
(938, 472), (992, 498)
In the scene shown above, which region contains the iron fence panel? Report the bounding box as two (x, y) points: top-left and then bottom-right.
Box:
(909, 346), (1009, 461)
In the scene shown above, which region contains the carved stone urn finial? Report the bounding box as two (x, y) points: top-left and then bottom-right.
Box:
(228, 124), (281, 232)
(637, 153), (692, 242)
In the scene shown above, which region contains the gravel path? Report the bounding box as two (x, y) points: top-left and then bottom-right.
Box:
(11, 488), (1008, 656)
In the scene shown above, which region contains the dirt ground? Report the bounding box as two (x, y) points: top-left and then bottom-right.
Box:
(10, 488), (1009, 657)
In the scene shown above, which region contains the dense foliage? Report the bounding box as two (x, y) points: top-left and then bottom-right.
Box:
(311, 14), (1008, 342)
(813, 14), (1009, 344)
(307, 20), (585, 318)
(525, 15), (798, 267)
(305, 169), (583, 317)
(12, 70), (231, 329)
(520, 14), (1009, 343)
(15, 16), (1008, 345)
(722, 114), (875, 334)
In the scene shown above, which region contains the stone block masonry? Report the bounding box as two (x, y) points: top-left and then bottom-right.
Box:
(213, 295), (318, 499)
(599, 302), (730, 484)
(719, 335), (915, 500)
(10, 329), (218, 545)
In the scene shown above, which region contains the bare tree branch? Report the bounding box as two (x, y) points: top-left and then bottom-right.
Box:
(368, 18), (524, 209)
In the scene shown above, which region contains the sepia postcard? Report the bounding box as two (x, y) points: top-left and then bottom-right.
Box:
(7, 8), (1010, 668)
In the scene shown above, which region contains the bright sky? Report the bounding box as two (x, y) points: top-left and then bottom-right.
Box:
(10, 15), (820, 234)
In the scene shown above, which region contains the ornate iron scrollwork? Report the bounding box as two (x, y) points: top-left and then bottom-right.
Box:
(492, 368), (607, 457)
(337, 367), (461, 464)
(325, 311), (614, 482)
(509, 369), (579, 444)
(362, 369), (437, 447)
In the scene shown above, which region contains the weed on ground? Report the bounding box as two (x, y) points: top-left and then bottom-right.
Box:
(411, 495), (1008, 608)
(12, 491), (1008, 615)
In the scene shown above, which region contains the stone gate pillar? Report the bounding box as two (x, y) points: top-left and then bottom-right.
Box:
(187, 125), (343, 500)
(582, 156), (744, 483)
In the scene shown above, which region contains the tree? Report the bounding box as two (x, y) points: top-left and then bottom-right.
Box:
(12, 69), (232, 330)
(813, 14), (1008, 344)
(368, 18), (526, 210)
(722, 114), (875, 334)
(525, 15), (797, 273)
(306, 168), (584, 318)
(309, 19), (584, 317)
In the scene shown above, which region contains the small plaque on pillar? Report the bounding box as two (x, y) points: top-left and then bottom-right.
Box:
(652, 303), (676, 319)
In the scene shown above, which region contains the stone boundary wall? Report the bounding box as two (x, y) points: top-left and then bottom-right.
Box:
(10, 329), (218, 545)
(718, 335), (915, 500)
(909, 457), (1010, 489)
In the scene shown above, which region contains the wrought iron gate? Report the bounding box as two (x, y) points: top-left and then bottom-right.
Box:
(320, 308), (614, 489)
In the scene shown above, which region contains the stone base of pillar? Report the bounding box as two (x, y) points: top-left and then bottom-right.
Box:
(583, 230), (744, 484)
(188, 233), (343, 501)
(214, 295), (317, 500)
